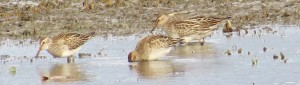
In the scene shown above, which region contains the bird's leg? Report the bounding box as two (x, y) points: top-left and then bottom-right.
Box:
(200, 38), (205, 46)
(187, 42), (193, 45)
(67, 55), (75, 63)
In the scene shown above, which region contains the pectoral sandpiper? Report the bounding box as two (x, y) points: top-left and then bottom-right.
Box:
(151, 14), (230, 45)
(35, 32), (95, 63)
(128, 35), (182, 62)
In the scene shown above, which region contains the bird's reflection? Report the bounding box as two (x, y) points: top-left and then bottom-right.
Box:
(40, 63), (87, 82)
(130, 60), (184, 79)
(170, 42), (217, 58)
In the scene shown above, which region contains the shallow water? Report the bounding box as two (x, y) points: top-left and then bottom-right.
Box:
(1, 25), (300, 85)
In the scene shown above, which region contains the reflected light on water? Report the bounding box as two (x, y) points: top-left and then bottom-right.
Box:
(129, 60), (185, 79)
(170, 42), (218, 58)
(40, 63), (87, 83)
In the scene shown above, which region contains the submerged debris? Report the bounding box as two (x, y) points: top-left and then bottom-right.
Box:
(30, 58), (33, 63)
(22, 30), (31, 35)
(238, 48), (242, 54)
(273, 54), (279, 60)
(35, 56), (47, 59)
(9, 66), (17, 76)
(79, 53), (92, 58)
(225, 33), (233, 38)
(245, 30), (249, 34)
(263, 47), (267, 52)
(9, 66), (17, 72)
(262, 26), (273, 33)
(283, 59), (288, 63)
(42, 76), (49, 81)
(252, 57), (259, 66)
(273, 52), (287, 63)
(279, 52), (288, 63)
(225, 50), (232, 55)
(280, 52), (285, 60)
(0, 55), (10, 60)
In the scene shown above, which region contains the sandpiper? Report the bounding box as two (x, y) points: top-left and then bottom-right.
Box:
(151, 14), (230, 45)
(35, 32), (95, 63)
(128, 35), (182, 62)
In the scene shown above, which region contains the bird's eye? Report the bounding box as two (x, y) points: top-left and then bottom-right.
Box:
(41, 42), (45, 45)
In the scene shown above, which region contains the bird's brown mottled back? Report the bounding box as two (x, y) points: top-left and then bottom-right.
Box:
(128, 35), (182, 62)
(188, 16), (226, 27)
(52, 32), (95, 50)
(135, 35), (181, 53)
(167, 20), (212, 37)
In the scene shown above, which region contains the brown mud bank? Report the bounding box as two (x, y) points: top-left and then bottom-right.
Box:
(0, 0), (300, 39)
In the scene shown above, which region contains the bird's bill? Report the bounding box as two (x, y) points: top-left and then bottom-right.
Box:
(128, 52), (138, 62)
(128, 53), (134, 62)
(35, 46), (42, 58)
(128, 56), (133, 62)
(168, 11), (189, 17)
(150, 22), (158, 34)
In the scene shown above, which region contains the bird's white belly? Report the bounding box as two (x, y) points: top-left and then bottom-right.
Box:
(47, 46), (82, 58)
(182, 31), (214, 43)
(145, 48), (172, 61)
(182, 36), (197, 43)
(61, 47), (81, 57)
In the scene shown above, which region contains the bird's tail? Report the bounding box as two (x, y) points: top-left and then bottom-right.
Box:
(86, 32), (96, 36)
(171, 37), (184, 45)
(223, 16), (232, 20)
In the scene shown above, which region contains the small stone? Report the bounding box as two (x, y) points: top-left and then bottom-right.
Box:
(245, 30), (248, 34)
(273, 54), (279, 60)
(263, 47), (267, 52)
(79, 53), (91, 58)
(283, 59), (288, 63)
(280, 52), (285, 60)
(262, 26), (273, 33)
(225, 50), (231, 55)
(252, 57), (259, 66)
(30, 58), (33, 63)
(225, 33), (233, 38)
(9, 66), (16, 72)
(0, 55), (10, 60)
(22, 30), (31, 35)
(238, 48), (242, 54)
(282, 12), (290, 17)
(42, 76), (49, 81)
(9, 66), (17, 76)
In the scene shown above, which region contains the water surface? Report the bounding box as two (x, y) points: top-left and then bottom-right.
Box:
(1, 25), (300, 85)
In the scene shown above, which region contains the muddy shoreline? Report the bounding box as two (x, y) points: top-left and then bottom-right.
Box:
(0, 0), (299, 40)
